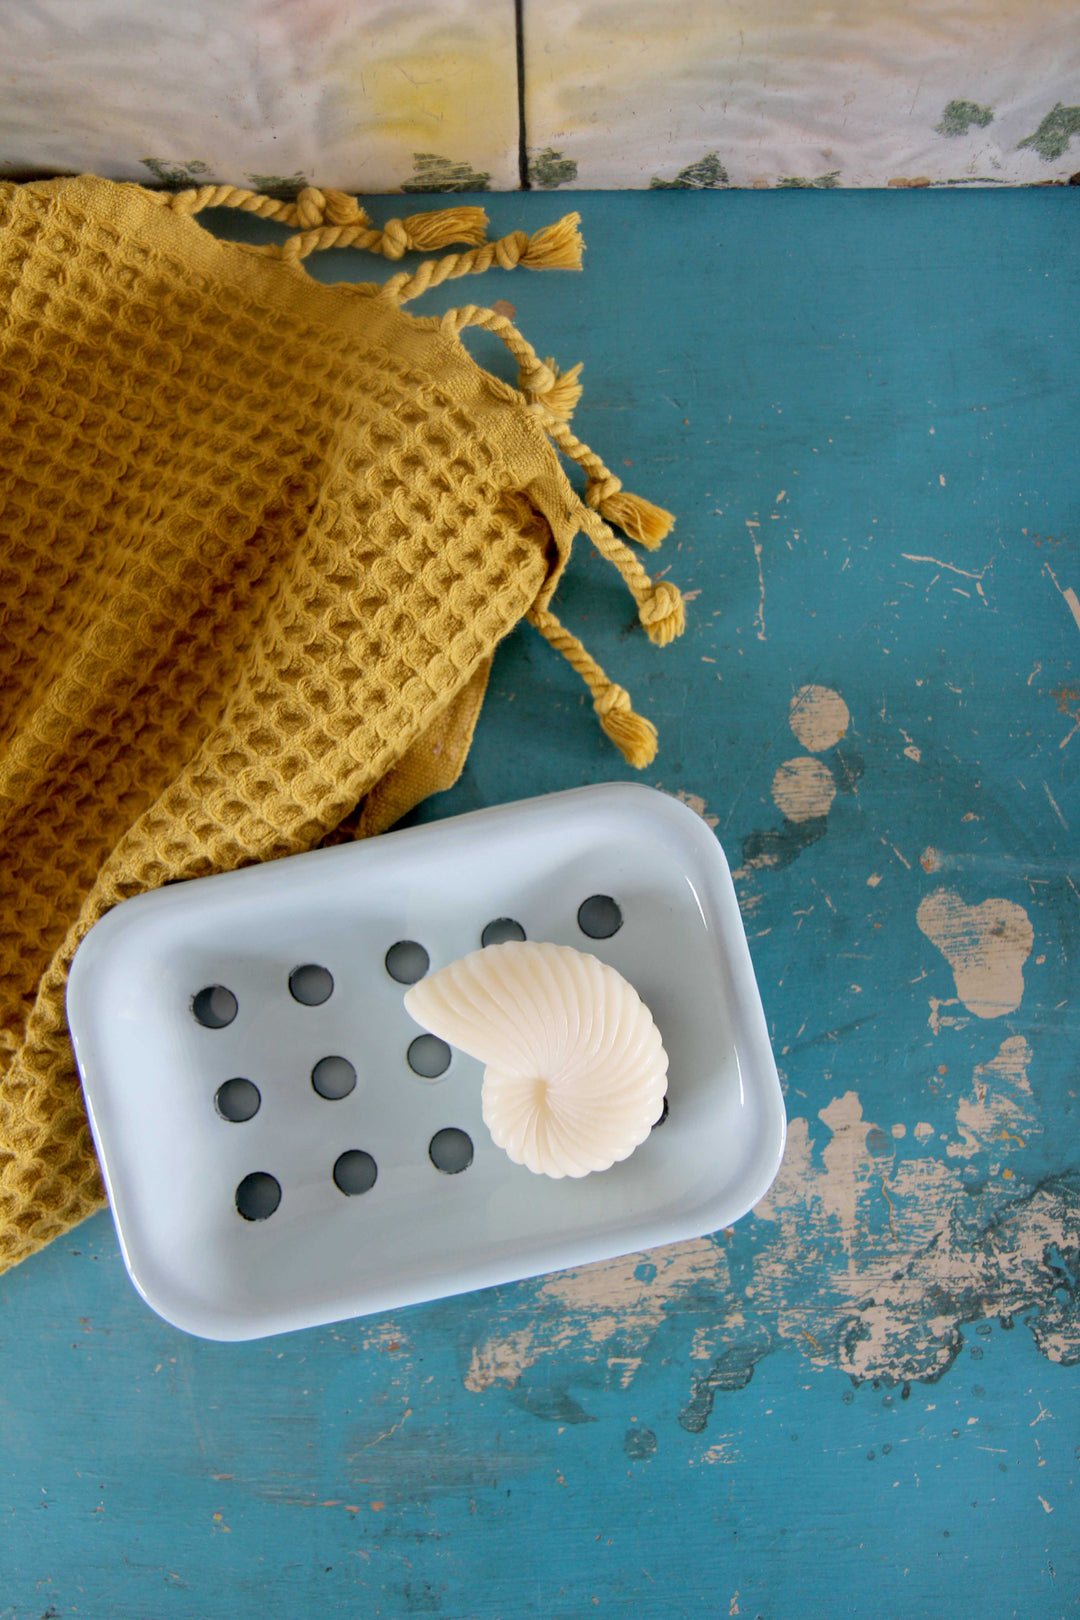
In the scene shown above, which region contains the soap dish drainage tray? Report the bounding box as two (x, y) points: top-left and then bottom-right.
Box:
(67, 783), (786, 1341)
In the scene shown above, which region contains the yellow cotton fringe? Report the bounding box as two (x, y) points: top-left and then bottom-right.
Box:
(152, 186), (684, 767)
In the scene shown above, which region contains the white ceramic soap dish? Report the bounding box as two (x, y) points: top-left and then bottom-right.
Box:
(66, 784), (786, 1341)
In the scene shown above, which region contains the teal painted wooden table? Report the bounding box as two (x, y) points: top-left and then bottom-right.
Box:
(2, 190), (1077, 1619)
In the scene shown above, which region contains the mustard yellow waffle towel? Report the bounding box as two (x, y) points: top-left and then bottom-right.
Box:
(0, 176), (685, 1271)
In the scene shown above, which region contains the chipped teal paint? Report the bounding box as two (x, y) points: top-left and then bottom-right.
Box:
(1, 190), (1078, 1618)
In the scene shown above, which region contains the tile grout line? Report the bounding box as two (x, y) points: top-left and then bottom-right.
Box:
(514, 0), (530, 190)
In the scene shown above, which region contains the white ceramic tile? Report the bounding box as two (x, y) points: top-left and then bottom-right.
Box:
(523, 0), (1080, 188)
(0, 0), (519, 193)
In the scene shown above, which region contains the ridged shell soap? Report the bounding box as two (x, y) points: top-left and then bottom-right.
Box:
(404, 941), (668, 1178)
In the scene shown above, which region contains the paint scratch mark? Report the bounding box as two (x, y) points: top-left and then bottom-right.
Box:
(1043, 782), (1069, 830)
(1045, 563), (1080, 635)
(1053, 686), (1080, 750)
(880, 1176), (899, 1243)
(356, 1406), (412, 1450)
(747, 520), (766, 640)
(1039, 1496), (1054, 1514)
(902, 553), (987, 582)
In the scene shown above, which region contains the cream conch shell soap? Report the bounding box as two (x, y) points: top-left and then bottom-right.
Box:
(403, 941), (668, 1178)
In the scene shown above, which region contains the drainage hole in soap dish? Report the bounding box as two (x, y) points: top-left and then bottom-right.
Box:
(429, 1128), (473, 1174)
(215, 1077), (261, 1122)
(577, 895), (623, 939)
(652, 1095), (670, 1130)
(289, 964), (334, 1005)
(235, 1171), (281, 1221)
(481, 917), (526, 947)
(312, 1055), (357, 1100)
(385, 940), (429, 984)
(333, 1149), (378, 1196)
(408, 1035), (451, 1080)
(192, 985), (238, 1028)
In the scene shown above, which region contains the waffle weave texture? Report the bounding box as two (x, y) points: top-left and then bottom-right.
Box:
(0, 176), (581, 1271)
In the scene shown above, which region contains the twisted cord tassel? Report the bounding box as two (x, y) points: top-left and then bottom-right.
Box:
(282, 206), (489, 262)
(153, 183), (488, 259)
(576, 507), (686, 647)
(540, 414), (673, 549)
(441, 306), (684, 644)
(384, 215), (584, 305)
(442, 304), (583, 422)
(155, 183), (370, 228)
(528, 608), (658, 769)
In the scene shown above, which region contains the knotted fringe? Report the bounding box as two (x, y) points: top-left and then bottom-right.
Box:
(282, 206), (489, 262)
(541, 419), (675, 549)
(384, 214), (584, 304)
(440, 306), (583, 423)
(524, 360), (583, 422)
(528, 609), (659, 769)
(440, 297), (687, 762)
(575, 506), (686, 647)
(160, 183), (680, 765)
(155, 182), (489, 261)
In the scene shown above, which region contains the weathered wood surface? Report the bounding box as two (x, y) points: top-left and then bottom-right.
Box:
(2, 190), (1077, 1618)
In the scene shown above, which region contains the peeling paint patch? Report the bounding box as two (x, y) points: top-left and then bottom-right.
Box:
(675, 789), (719, 828)
(460, 1085), (1078, 1400)
(752, 1085), (1080, 1381)
(463, 1330), (536, 1392)
(735, 815), (828, 877)
(917, 890), (1034, 1017)
(947, 1036), (1035, 1159)
(772, 757), (836, 822)
(789, 685), (850, 752)
(462, 1237), (728, 1394)
(678, 1340), (770, 1432)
